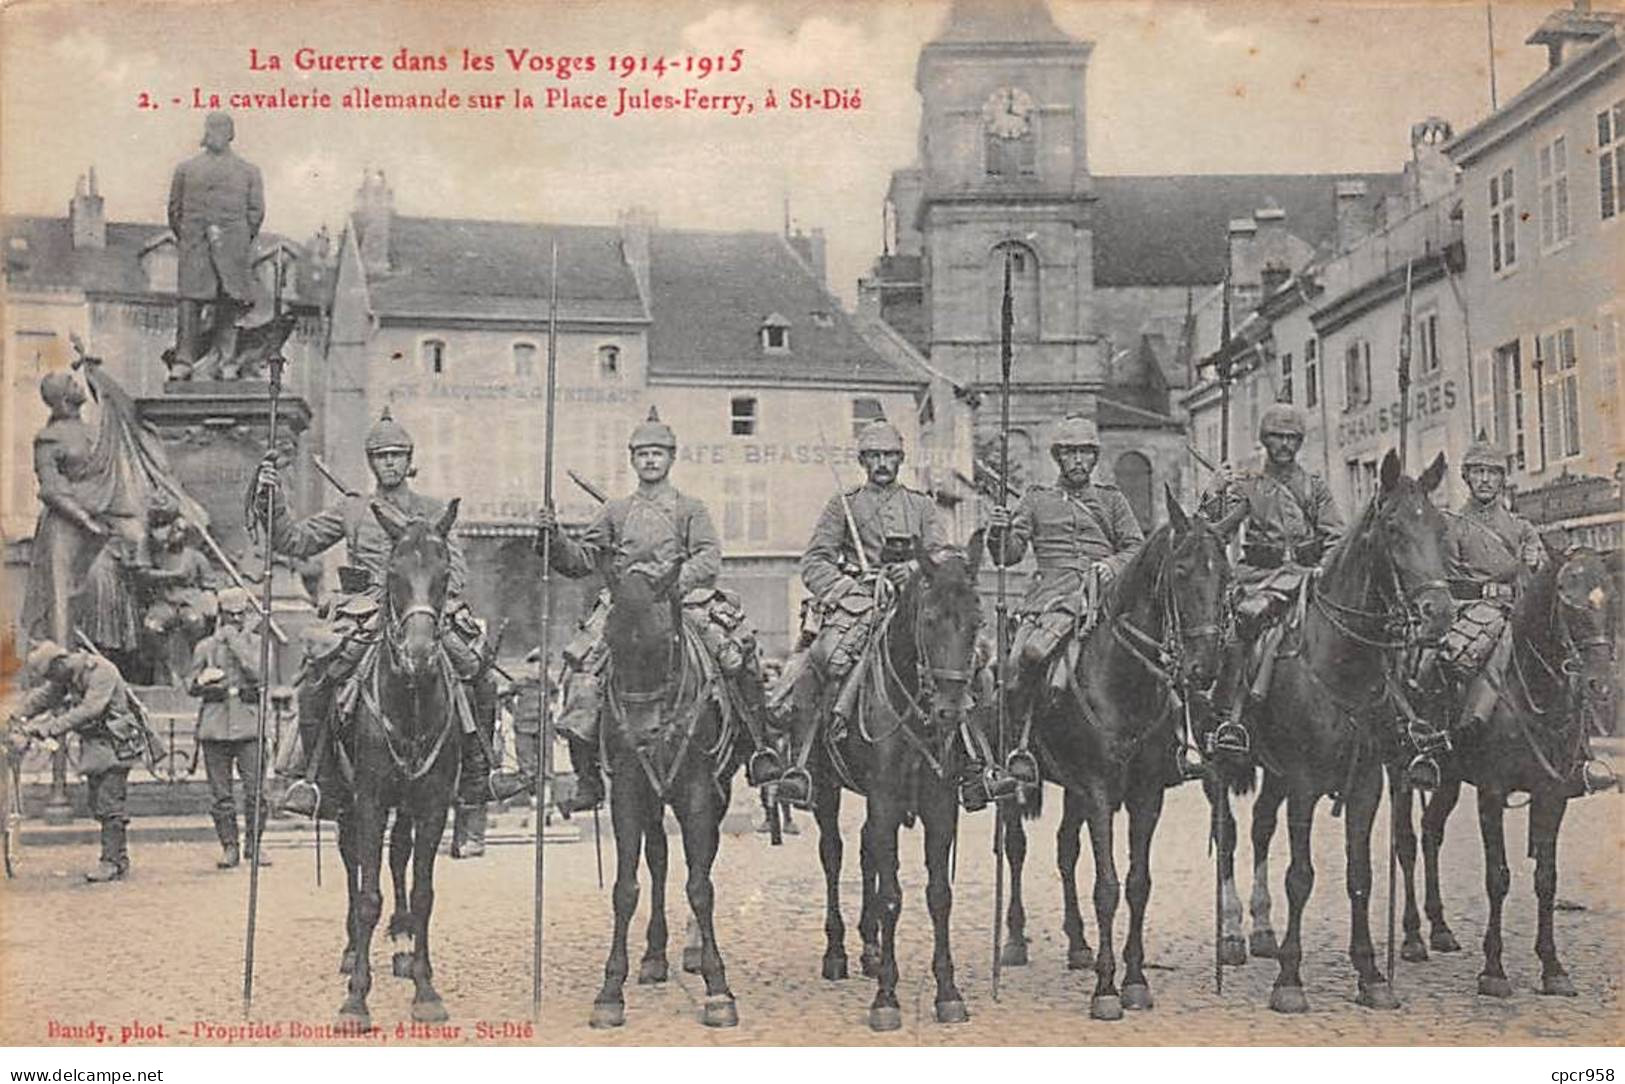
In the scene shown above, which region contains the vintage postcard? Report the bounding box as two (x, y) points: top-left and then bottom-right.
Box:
(0, 0), (1620, 1058)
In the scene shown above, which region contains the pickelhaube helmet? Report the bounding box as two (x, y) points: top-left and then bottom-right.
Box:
(364, 406), (414, 456)
(25, 640), (68, 678)
(1258, 403), (1306, 441)
(1050, 414), (1100, 449)
(628, 406), (677, 451)
(856, 419), (905, 454)
(217, 586), (250, 614)
(1461, 437), (1508, 474)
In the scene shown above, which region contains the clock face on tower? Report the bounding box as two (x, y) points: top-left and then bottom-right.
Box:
(982, 86), (1035, 140)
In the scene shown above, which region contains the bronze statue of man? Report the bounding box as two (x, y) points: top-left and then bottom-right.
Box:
(167, 111), (265, 379)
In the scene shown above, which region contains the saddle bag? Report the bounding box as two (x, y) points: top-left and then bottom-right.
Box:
(103, 714), (148, 764)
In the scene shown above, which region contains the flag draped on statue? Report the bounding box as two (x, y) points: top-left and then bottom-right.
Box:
(77, 359), (210, 530)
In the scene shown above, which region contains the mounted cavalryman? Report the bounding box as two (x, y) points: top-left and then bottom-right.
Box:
(986, 413), (1145, 786)
(1200, 403), (1345, 764)
(534, 408), (777, 815)
(251, 407), (521, 833)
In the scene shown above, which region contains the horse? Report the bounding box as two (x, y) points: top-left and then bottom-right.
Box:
(998, 489), (1234, 1018)
(589, 559), (741, 1030)
(1209, 449), (1455, 1014)
(334, 499), (465, 1030)
(805, 539), (984, 1032)
(1388, 545), (1616, 994)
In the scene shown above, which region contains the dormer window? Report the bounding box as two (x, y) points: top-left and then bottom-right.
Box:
(761, 313), (790, 354)
(810, 310), (835, 329)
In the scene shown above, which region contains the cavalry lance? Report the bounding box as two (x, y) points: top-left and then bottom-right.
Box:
(1387, 257), (1416, 988)
(991, 253), (1014, 1001)
(532, 240), (561, 1020)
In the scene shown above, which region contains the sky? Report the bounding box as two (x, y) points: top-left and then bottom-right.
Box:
(0, 0), (1568, 305)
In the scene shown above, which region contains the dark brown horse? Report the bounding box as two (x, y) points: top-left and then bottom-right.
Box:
(1388, 546), (1616, 994)
(1212, 450), (1454, 1013)
(999, 490), (1233, 1018)
(590, 561), (741, 1029)
(808, 542), (984, 1031)
(336, 499), (464, 1030)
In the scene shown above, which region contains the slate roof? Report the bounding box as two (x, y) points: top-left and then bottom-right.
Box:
(359, 216), (646, 323)
(646, 229), (916, 386)
(1091, 173), (1404, 287)
(930, 0), (1074, 45)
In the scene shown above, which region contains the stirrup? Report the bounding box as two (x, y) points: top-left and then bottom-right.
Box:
(1582, 757), (1620, 795)
(1208, 720), (1250, 758)
(746, 747), (785, 788)
(281, 779), (321, 819)
(776, 766), (813, 810)
(487, 770), (533, 802)
(958, 770), (991, 812)
(984, 764), (1022, 802)
(1004, 748), (1040, 788)
(1404, 753), (1441, 791)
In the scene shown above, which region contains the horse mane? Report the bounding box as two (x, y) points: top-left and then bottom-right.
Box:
(605, 570), (672, 653)
(1101, 524), (1174, 622)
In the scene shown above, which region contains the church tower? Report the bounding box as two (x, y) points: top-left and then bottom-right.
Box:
(884, 0), (1101, 487)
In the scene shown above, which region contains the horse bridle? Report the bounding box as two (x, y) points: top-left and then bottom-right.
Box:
(384, 600), (445, 676)
(1312, 499), (1448, 651)
(1113, 529), (1229, 693)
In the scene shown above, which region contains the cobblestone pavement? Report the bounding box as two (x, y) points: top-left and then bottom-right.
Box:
(2, 783), (1620, 1047)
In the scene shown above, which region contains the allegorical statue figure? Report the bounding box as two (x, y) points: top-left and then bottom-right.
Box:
(22, 371), (109, 649)
(167, 111), (265, 380)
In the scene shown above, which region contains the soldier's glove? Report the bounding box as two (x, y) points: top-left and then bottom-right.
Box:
(1090, 560), (1115, 590)
(883, 561), (915, 588)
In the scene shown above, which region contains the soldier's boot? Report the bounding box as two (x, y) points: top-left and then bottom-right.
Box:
(775, 696), (821, 811)
(1401, 718), (1451, 791)
(213, 811), (240, 869)
(1581, 755), (1620, 796)
(557, 735), (603, 818)
(998, 679), (1041, 790)
(459, 705), (531, 805)
(86, 820), (127, 883)
(243, 802), (272, 867)
(736, 677), (785, 787)
(1459, 673), (1501, 732)
(282, 687), (333, 818)
(1208, 640), (1254, 760)
(450, 804), (488, 859)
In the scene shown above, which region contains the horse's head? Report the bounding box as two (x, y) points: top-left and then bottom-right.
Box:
(605, 559), (683, 703)
(1163, 485), (1235, 690)
(911, 536), (984, 731)
(1552, 546), (1617, 730)
(1362, 449), (1454, 643)
(374, 498), (459, 679)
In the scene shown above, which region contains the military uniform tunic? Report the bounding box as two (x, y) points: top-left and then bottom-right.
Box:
(986, 480), (1144, 612)
(801, 483), (954, 601)
(15, 656), (139, 785)
(167, 148), (265, 302)
(548, 482), (720, 591)
(189, 626), (262, 743)
(1202, 463), (1345, 578)
(1446, 498), (1544, 593)
(270, 486), (469, 597)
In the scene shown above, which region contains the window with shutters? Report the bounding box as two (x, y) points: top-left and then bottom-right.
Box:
(723, 475), (769, 543)
(1597, 100), (1624, 222)
(1538, 134), (1572, 251)
(1536, 326), (1581, 462)
(1279, 352), (1294, 404)
(1343, 338), (1372, 411)
(1304, 338), (1319, 408)
(1482, 340), (1528, 471)
(1416, 309), (1441, 375)
(1597, 303), (1622, 452)
(1489, 168), (1517, 274)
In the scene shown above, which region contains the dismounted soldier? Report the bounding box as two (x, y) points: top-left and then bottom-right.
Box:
(986, 414), (1145, 791)
(508, 648), (551, 790)
(534, 408), (776, 815)
(8, 642), (145, 882)
(188, 586), (272, 869)
(1200, 403), (1345, 762)
(771, 418), (963, 809)
(251, 407), (521, 822)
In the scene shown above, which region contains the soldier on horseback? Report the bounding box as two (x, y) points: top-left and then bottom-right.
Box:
(1200, 403), (1345, 762)
(252, 407), (521, 827)
(766, 419), (979, 809)
(986, 413), (1144, 793)
(533, 408), (776, 816)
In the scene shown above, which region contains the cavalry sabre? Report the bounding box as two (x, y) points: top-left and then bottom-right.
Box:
(532, 240), (561, 1020)
(991, 253), (1014, 1001)
(242, 350), (286, 1018)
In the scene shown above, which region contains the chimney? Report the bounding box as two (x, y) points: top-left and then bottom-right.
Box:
(788, 226), (828, 286)
(1407, 118), (1458, 207)
(69, 167), (105, 250)
(1334, 179), (1373, 250)
(1227, 217), (1259, 311)
(353, 169), (394, 275)
(618, 206), (656, 307)
(1253, 206), (1292, 297)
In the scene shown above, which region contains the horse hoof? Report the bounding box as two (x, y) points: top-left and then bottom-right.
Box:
(701, 995), (739, 1028)
(638, 958), (669, 985)
(682, 947), (703, 974)
(1000, 939), (1029, 967)
(1541, 974), (1578, 998)
(339, 950), (357, 976)
(1090, 994), (1123, 1021)
(1219, 935), (1247, 967)
(1401, 936), (1429, 964)
(869, 1006), (902, 1032)
(411, 997), (449, 1023)
(1269, 986), (1309, 1014)
(1430, 928), (1462, 953)
(1067, 946), (1095, 971)
(336, 1007), (371, 1034)
(589, 1002), (626, 1029)
(860, 948), (882, 979)
(392, 952), (414, 978)
(821, 955), (849, 981)
(1121, 983), (1154, 1011)
(1249, 930), (1279, 959)
(1477, 974), (1513, 998)
(1356, 982), (1399, 1010)
(935, 999), (969, 1025)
